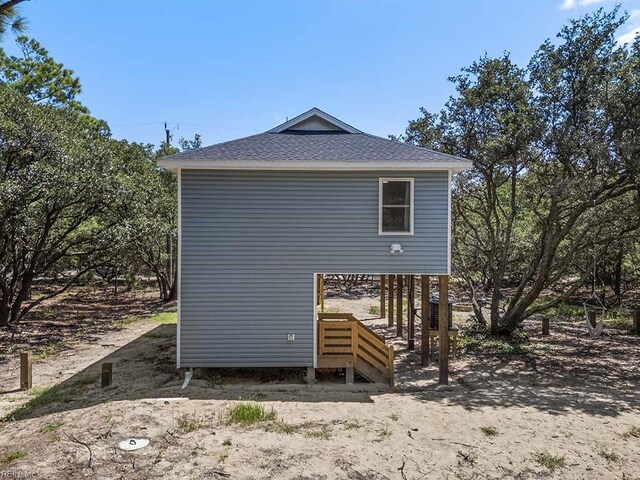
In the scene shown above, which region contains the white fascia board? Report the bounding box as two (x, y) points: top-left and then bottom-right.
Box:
(158, 159), (473, 172)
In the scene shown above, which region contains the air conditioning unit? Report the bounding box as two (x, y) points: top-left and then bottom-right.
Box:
(429, 299), (453, 330)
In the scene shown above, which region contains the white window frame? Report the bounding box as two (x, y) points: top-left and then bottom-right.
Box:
(378, 177), (414, 236)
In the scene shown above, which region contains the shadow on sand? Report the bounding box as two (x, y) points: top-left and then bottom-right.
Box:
(4, 318), (639, 422)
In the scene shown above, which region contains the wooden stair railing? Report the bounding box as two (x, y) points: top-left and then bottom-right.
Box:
(317, 313), (394, 385)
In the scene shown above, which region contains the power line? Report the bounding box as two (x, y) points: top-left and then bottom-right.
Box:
(110, 121), (261, 132)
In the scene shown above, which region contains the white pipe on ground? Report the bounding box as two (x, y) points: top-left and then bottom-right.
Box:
(181, 368), (193, 389)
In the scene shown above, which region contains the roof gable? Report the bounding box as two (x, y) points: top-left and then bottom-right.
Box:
(268, 107), (361, 134)
(157, 107), (473, 172)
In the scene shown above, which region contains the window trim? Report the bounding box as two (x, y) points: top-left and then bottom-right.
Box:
(378, 177), (414, 236)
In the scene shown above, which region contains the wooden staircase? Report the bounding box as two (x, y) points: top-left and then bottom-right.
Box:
(317, 313), (394, 385)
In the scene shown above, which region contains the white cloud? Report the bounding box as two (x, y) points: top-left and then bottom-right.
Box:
(617, 10), (640, 44)
(560, 0), (610, 10)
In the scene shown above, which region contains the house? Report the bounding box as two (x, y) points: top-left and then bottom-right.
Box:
(158, 108), (472, 385)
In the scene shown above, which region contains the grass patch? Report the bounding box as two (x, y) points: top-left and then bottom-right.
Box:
(264, 421), (300, 434)
(218, 452), (229, 463)
(0, 450), (27, 465)
(207, 375), (227, 389)
(548, 302), (583, 318)
(303, 425), (332, 440)
(599, 449), (619, 462)
(150, 312), (177, 324)
(33, 342), (68, 361)
(605, 316), (632, 330)
(225, 402), (277, 426)
(114, 315), (140, 329)
(175, 413), (211, 433)
(142, 332), (165, 339)
(74, 375), (99, 387)
(480, 426), (498, 437)
(345, 420), (361, 430)
(317, 306), (339, 313)
(534, 452), (566, 472)
(368, 305), (381, 316)
(373, 426), (391, 442)
(40, 421), (64, 434)
(222, 438), (232, 446)
(458, 328), (529, 358)
(6, 386), (66, 421)
(624, 426), (640, 438)
(116, 311), (176, 328)
(389, 413), (399, 421)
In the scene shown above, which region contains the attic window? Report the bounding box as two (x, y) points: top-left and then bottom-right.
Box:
(379, 178), (414, 235)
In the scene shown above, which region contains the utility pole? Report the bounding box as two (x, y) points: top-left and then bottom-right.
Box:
(164, 122), (171, 145)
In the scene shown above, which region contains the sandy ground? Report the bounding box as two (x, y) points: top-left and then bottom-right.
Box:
(0, 286), (639, 479)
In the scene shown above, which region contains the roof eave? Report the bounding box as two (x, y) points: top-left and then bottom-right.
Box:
(158, 159), (473, 173)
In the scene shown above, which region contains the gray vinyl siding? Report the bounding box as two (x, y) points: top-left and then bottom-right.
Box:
(180, 170), (449, 368)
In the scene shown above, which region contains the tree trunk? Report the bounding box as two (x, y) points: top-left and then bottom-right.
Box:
(0, 304), (9, 328)
(613, 249), (623, 305)
(489, 272), (502, 335)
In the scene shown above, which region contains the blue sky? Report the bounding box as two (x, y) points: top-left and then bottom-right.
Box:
(5, 0), (640, 147)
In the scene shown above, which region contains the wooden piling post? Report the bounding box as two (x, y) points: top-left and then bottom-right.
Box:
(633, 310), (640, 335)
(101, 362), (113, 387)
(408, 275), (415, 350)
(20, 352), (32, 391)
(345, 367), (355, 384)
(421, 275), (430, 366)
(318, 274), (325, 311)
(380, 275), (386, 318)
(438, 275), (449, 385)
(396, 274), (403, 337)
(588, 311), (597, 328)
(542, 318), (550, 336)
(388, 275), (395, 328)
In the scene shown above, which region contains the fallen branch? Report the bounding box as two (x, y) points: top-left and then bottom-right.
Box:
(398, 460), (408, 480)
(63, 431), (93, 469)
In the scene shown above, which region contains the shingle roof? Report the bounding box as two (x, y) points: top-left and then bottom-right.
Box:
(157, 108), (472, 171)
(162, 131), (468, 164)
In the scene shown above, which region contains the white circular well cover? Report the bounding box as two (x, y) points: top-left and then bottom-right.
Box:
(118, 438), (150, 451)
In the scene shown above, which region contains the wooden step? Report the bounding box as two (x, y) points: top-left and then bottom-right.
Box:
(355, 358), (388, 384)
(318, 316), (395, 385)
(317, 354), (355, 368)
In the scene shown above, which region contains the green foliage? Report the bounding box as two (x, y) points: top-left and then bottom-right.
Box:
(345, 420), (361, 430)
(368, 305), (381, 316)
(459, 327), (529, 357)
(404, 8), (640, 332)
(304, 425), (332, 440)
(150, 312), (177, 324)
(480, 426), (498, 437)
(40, 421), (63, 434)
(0, 36), (85, 110)
(625, 426), (640, 438)
(74, 375), (99, 387)
(0, 450), (26, 465)
(317, 306), (339, 313)
(599, 449), (619, 462)
(175, 413), (210, 433)
(0, 0), (28, 41)
(224, 402), (277, 426)
(534, 452), (566, 472)
(263, 421), (299, 434)
(0, 83), (157, 326)
(7, 386), (66, 421)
